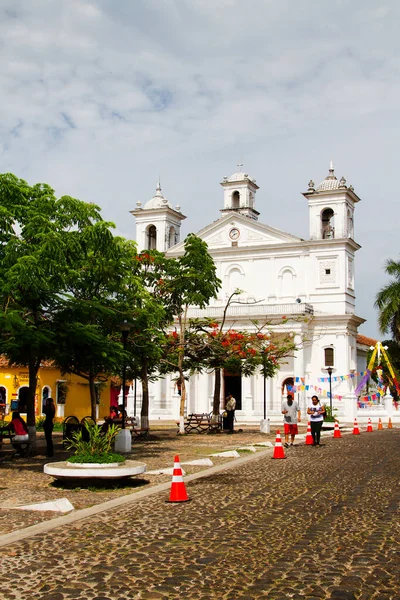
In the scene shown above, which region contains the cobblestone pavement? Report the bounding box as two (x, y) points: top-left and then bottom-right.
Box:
(0, 425), (291, 532)
(0, 429), (399, 599)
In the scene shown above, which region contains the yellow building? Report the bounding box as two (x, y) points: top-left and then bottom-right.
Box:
(0, 357), (111, 422)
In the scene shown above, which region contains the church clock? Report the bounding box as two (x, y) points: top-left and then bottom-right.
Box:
(229, 227), (240, 241)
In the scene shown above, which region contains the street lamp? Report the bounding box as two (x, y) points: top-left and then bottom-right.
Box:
(326, 366), (333, 417)
(119, 320), (131, 430)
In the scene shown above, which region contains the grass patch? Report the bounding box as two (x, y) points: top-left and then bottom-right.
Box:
(68, 452), (125, 464)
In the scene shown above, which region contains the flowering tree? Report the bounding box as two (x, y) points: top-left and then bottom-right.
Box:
(183, 319), (296, 416)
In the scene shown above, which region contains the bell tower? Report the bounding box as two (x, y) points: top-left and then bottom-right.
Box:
(303, 162), (360, 241)
(220, 165), (260, 221)
(130, 180), (186, 252)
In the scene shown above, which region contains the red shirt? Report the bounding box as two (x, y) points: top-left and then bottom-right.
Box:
(11, 418), (27, 436)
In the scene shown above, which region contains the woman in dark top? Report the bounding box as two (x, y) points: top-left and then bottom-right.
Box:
(43, 397), (56, 457)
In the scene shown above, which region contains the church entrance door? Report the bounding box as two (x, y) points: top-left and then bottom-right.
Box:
(223, 371), (242, 410)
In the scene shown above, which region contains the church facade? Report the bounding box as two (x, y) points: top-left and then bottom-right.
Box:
(130, 164), (366, 423)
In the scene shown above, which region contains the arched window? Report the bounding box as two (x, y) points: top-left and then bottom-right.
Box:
(324, 347), (334, 367)
(42, 386), (51, 414)
(347, 209), (354, 238)
(168, 226), (176, 248)
(231, 191), (240, 209)
(18, 386), (29, 413)
(281, 377), (294, 396)
(227, 266), (244, 295)
(147, 225), (157, 250)
(0, 386), (6, 418)
(321, 208), (335, 239)
(278, 266), (296, 298)
(56, 381), (68, 404)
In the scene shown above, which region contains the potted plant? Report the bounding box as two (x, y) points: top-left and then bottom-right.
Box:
(323, 405), (338, 429)
(65, 421), (124, 465)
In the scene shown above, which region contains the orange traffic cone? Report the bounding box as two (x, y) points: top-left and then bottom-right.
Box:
(366, 418), (373, 432)
(272, 430), (286, 459)
(388, 417), (393, 429)
(305, 422), (314, 445)
(333, 421), (342, 438)
(167, 455), (190, 503)
(378, 418), (383, 430)
(352, 418), (360, 435)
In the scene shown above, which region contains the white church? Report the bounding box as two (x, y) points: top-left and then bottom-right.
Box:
(128, 164), (381, 424)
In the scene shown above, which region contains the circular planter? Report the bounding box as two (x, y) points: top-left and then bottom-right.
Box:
(66, 461), (122, 469)
(44, 460), (147, 481)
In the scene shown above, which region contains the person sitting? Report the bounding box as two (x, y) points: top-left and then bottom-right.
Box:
(109, 406), (119, 420)
(117, 404), (127, 419)
(8, 411), (29, 442)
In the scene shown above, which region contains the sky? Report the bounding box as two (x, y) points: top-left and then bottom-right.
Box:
(1, 0), (399, 339)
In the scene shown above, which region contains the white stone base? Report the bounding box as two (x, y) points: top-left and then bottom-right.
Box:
(44, 460), (146, 480)
(260, 419), (270, 434)
(114, 429), (132, 453)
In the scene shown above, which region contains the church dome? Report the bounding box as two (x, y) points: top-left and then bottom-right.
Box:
(143, 181), (172, 210)
(221, 165), (256, 184)
(316, 163), (340, 192)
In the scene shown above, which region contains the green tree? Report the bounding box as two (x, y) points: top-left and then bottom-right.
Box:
(53, 234), (144, 421)
(157, 235), (221, 432)
(0, 173), (127, 432)
(375, 259), (400, 342)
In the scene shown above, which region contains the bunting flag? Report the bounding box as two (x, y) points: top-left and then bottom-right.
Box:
(287, 383), (343, 400)
(317, 371), (366, 383)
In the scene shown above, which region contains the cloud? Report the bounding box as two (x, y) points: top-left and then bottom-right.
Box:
(1, 0), (400, 337)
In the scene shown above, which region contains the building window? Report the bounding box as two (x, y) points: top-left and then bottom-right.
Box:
(324, 347), (334, 367)
(281, 377), (294, 396)
(231, 191), (240, 209)
(321, 208), (335, 239)
(325, 269), (331, 275)
(168, 226), (176, 248)
(56, 381), (68, 405)
(147, 225), (157, 250)
(42, 386), (51, 414)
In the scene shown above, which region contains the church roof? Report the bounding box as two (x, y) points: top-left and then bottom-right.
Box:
(143, 181), (173, 210)
(315, 162), (348, 192)
(222, 165), (257, 185)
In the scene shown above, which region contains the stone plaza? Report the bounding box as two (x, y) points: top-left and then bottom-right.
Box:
(0, 427), (399, 599)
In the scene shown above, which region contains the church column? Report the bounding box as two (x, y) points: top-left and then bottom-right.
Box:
(293, 333), (305, 413)
(241, 376), (253, 417)
(196, 372), (212, 413)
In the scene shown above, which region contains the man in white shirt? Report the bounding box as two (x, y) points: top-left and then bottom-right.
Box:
(281, 394), (301, 447)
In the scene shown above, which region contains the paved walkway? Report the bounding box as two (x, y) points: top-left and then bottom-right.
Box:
(1, 430), (399, 599)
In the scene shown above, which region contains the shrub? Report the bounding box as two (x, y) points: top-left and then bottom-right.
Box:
(64, 421), (124, 463)
(324, 406), (338, 422)
(68, 452), (125, 464)
(36, 416), (46, 431)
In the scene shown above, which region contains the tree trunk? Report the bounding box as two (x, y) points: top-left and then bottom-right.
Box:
(212, 368), (222, 416)
(140, 363), (149, 431)
(27, 360), (39, 448)
(89, 373), (97, 421)
(178, 368), (186, 434)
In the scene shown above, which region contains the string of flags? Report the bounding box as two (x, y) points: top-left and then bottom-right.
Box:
(290, 372), (367, 385)
(287, 384), (344, 400)
(288, 370), (387, 402)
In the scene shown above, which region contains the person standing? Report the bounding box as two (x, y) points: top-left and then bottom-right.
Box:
(281, 394), (301, 447)
(43, 397), (56, 457)
(307, 395), (325, 446)
(225, 393), (236, 433)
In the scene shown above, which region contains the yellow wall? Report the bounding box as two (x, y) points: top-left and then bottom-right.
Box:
(0, 365), (110, 422)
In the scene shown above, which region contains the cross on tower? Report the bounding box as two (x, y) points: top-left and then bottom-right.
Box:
(237, 163), (243, 171)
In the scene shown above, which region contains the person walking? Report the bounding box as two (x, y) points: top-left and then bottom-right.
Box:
(225, 393), (236, 433)
(307, 395), (325, 446)
(281, 394), (301, 447)
(43, 397), (56, 457)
